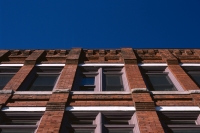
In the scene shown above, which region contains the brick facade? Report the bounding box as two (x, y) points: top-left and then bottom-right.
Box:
(0, 48), (200, 133)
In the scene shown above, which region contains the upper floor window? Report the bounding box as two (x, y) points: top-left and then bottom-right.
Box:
(19, 66), (63, 91)
(140, 66), (182, 91)
(0, 67), (20, 90)
(182, 66), (200, 87)
(72, 66), (129, 91)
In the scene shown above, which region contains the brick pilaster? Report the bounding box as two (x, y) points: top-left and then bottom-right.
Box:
(3, 65), (34, 91)
(3, 50), (45, 91)
(132, 91), (165, 133)
(55, 48), (82, 90)
(121, 48), (147, 90)
(37, 48), (82, 133)
(37, 90), (69, 133)
(159, 49), (178, 65)
(168, 65), (199, 91)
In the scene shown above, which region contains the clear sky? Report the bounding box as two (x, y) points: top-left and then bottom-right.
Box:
(0, 0), (200, 49)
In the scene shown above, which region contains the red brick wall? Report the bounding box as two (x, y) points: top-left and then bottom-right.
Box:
(136, 111), (165, 133)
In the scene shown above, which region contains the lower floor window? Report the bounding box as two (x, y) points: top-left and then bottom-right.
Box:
(60, 111), (135, 133)
(0, 112), (43, 133)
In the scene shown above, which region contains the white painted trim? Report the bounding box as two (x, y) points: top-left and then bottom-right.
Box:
(66, 106), (136, 111)
(151, 91), (190, 94)
(35, 64), (65, 66)
(14, 91), (52, 94)
(71, 91), (131, 94)
(138, 63), (168, 66)
(1, 107), (46, 111)
(156, 106), (200, 111)
(78, 63), (124, 67)
(180, 63), (200, 66)
(0, 64), (24, 66)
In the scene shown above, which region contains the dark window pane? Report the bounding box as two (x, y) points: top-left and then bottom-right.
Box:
(5, 120), (38, 125)
(79, 86), (95, 91)
(81, 77), (95, 85)
(105, 75), (123, 91)
(189, 74), (200, 86)
(148, 74), (171, 85)
(73, 130), (94, 133)
(147, 74), (176, 91)
(0, 74), (14, 90)
(1, 129), (35, 133)
(108, 130), (133, 133)
(28, 74), (58, 91)
(171, 129), (200, 133)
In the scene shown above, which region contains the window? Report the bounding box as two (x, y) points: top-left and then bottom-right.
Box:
(157, 111), (200, 133)
(0, 67), (20, 90)
(60, 112), (134, 133)
(73, 67), (128, 91)
(182, 66), (200, 87)
(19, 66), (63, 91)
(140, 66), (179, 91)
(0, 112), (43, 133)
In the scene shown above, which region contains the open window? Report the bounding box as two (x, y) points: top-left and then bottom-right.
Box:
(19, 66), (63, 91)
(0, 67), (21, 90)
(140, 66), (183, 91)
(157, 111), (200, 133)
(73, 66), (129, 91)
(0, 111), (43, 133)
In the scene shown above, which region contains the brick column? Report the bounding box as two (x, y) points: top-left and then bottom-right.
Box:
(159, 49), (199, 91)
(0, 90), (13, 109)
(121, 48), (165, 133)
(121, 48), (146, 90)
(3, 50), (44, 91)
(168, 65), (199, 91)
(132, 91), (165, 133)
(37, 48), (82, 133)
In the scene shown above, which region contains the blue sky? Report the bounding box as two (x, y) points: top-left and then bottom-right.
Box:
(0, 0), (200, 49)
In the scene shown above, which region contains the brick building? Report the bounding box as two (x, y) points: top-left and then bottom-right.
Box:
(0, 48), (200, 133)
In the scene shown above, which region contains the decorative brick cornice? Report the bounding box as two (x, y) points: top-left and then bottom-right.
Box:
(24, 50), (45, 65)
(121, 48), (137, 64)
(66, 48), (82, 64)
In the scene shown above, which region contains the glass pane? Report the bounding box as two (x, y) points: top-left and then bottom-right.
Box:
(105, 75), (123, 91)
(148, 74), (177, 91)
(79, 86), (95, 91)
(172, 129), (200, 133)
(108, 129), (133, 133)
(148, 74), (171, 85)
(106, 75), (122, 86)
(28, 74), (58, 91)
(153, 85), (176, 91)
(0, 74), (14, 90)
(190, 74), (200, 86)
(70, 130), (94, 133)
(1, 129), (35, 133)
(5, 120), (38, 125)
(81, 77), (95, 85)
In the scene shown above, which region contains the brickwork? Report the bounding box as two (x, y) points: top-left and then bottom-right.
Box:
(36, 111), (64, 133)
(3, 65), (34, 91)
(67, 94), (133, 106)
(136, 111), (165, 133)
(0, 48), (200, 133)
(125, 65), (146, 89)
(168, 65), (200, 90)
